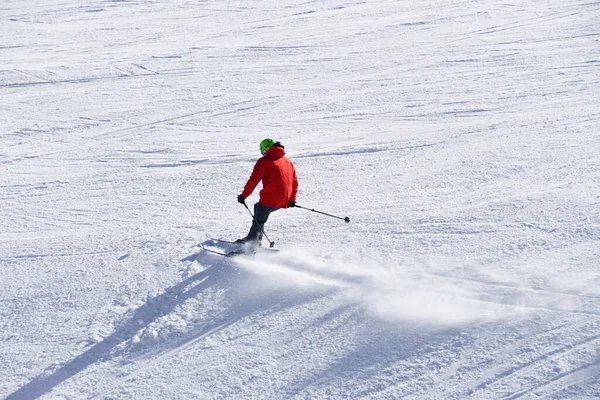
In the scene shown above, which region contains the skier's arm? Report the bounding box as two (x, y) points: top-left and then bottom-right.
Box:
(241, 159), (266, 198)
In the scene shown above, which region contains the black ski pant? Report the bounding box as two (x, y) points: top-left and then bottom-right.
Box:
(246, 202), (279, 242)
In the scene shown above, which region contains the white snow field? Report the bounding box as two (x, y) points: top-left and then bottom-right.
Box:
(2, 0), (600, 398)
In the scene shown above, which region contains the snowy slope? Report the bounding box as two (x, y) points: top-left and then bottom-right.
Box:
(2, 0), (600, 399)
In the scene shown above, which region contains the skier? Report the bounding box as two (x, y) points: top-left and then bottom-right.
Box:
(236, 138), (298, 245)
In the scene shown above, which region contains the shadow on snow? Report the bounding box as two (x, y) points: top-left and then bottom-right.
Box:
(6, 242), (298, 400)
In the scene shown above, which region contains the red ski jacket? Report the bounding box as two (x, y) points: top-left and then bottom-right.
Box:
(241, 145), (298, 209)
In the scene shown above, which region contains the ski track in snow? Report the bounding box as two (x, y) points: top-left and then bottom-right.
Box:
(2, 0), (600, 399)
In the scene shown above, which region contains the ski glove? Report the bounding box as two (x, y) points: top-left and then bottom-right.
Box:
(237, 194), (246, 205)
(288, 201), (296, 208)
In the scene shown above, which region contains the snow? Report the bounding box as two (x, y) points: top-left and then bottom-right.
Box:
(1, 0), (599, 398)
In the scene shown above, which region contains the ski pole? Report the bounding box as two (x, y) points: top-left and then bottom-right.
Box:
(244, 203), (275, 248)
(295, 205), (350, 223)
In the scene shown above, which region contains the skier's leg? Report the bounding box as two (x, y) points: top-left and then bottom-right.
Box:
(247, 202), (278, 242)
(247, 203), (269, 241)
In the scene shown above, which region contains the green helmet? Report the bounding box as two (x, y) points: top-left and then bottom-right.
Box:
(259, 138), (275, 155)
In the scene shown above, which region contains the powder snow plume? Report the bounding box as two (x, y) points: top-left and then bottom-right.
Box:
(231, 250), (573, 326)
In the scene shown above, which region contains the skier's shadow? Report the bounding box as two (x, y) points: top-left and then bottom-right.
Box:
(6, 245), (240, 400)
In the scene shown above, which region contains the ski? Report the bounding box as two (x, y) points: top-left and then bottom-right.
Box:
(206, 234), (275, 250)
(199, 244), (247, 257)
(206, 234), (240, 245)
(203, 234), (278, 256)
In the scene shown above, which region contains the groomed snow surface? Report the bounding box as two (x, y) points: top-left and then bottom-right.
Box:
(2, 0), (600, 399)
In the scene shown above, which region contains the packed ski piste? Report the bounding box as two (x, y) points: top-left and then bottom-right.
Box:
(4, 1), (599, 398)
(199, 138), (350, 257)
